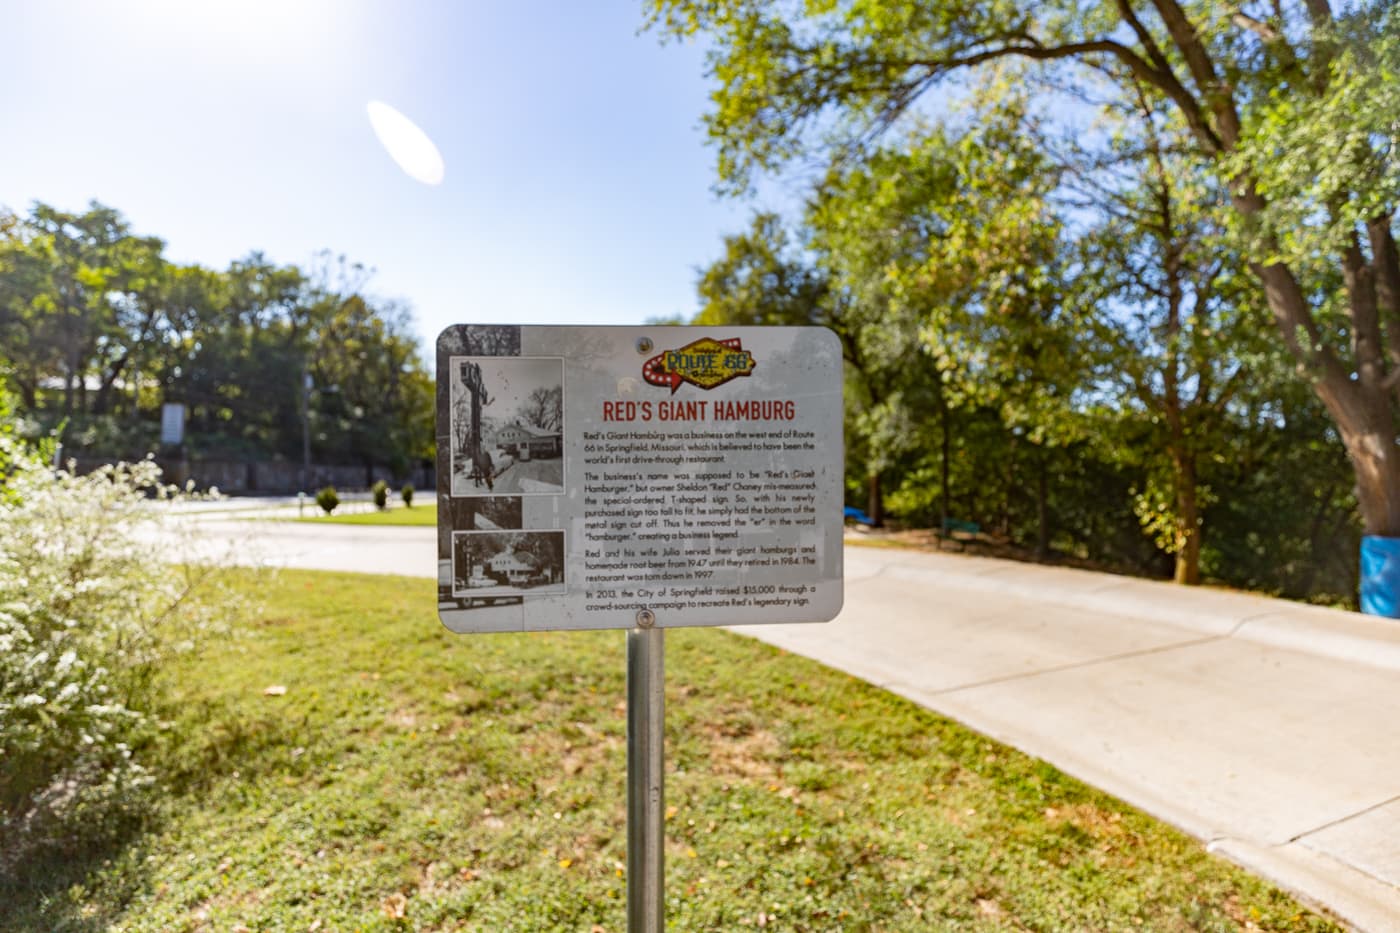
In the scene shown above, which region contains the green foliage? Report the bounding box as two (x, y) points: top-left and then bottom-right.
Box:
(371, 479), (389, 510)
(401, 482), (413, 508)
(0, 205), (435, 474)
(3, 569), (1341, 930)
(654, 0), (1379, 590)
(316, 485), (339, 515)
(0, 442), (240, 873)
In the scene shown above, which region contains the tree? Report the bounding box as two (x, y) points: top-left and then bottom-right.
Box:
(2, 202), (436, 475)
(1065, 84), (1290, 584)
(647, 0), (1400, 542)
(808, 99), (1083, 545)
(0, 202), (166, 418)
(522, 385), (563, 433)
(694, 211), (920, 523)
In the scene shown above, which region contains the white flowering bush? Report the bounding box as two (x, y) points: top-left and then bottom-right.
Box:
(0, 435), (235, 868)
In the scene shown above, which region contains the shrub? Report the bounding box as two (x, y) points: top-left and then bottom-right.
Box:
(372, 479), (389, 510)
(316, 485), (339, 514)
(0, 445), (236, 871)
(401, 483), (414, 508)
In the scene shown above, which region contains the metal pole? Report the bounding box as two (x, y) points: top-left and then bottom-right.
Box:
(301, 367), (312, 492)
(627, 616), (664, 933)
(301, 364), (312, 490)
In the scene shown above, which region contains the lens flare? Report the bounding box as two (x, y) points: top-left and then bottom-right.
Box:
(366, 100), (444, 186)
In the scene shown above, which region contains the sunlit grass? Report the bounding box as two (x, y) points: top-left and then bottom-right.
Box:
(7, 570), (1339, 931)
(295, 504), (438, 527)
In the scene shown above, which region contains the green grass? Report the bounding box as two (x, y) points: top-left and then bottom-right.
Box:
(7, 570), (1339, 931)
(296, 503), (438, 526)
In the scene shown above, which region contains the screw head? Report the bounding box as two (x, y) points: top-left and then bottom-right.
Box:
(636, 337), (654, 355)
(635, 608), (656, 628)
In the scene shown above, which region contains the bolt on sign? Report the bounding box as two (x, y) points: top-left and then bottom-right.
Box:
(435, 325), (844, 633)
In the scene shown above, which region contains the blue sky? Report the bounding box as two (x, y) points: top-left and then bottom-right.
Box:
(1, 1), (758, 353)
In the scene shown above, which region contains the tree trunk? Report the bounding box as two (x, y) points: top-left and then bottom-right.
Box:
(866, 472), (883, 527)
(1243, 220), (1400, 538)
(1250, 256), (1400, 537)
(1035, 455), (1050, 561)
(1173, 454), (1202, 585)
(1327, 390), (1400, 538)
(1000, 433), (1017, 538)
(939, 392), (951, 531)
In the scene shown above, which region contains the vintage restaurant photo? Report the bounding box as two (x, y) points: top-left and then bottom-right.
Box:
(449, 356), (565, 497)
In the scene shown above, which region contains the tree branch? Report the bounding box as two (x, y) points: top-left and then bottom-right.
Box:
(1342, 228), (1385, 388)
(1144, 0), (1244, 147)
(1366, 215), (1400, 369)
(1231, 11), (1279, 41)
(919, 34), (1225, 155)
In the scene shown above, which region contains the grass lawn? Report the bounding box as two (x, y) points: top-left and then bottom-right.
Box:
(296, 503), (438, 526)
(8, 569), (1338, 931)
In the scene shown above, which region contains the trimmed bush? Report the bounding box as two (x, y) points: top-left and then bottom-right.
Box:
(401, 483), (414, 508)
(316, 485), (339, 515)
(371, 479), (389, 511)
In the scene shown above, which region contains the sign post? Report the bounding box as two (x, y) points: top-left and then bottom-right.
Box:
(627, 618), (664, 931)
(436, 325), (844, 930)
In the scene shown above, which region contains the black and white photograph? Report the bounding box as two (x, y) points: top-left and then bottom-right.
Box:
(436, 495), (523, 613)
(451, 530), (566, 600)
(450, 356), (565, 497)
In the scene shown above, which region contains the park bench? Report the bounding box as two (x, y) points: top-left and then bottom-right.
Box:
(941, 517), (981, 536)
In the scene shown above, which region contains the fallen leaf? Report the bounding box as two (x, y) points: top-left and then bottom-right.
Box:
(380, 892), (408, 919)
(558, 858), (573, 869)
(263, 685), (287, 697)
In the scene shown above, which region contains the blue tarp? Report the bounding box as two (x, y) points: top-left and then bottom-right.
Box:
(1360, 536), (1400, 618)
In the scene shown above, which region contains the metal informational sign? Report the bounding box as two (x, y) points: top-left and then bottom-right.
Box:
(435, 324), (844, 933)
(435, 324), (844, 634)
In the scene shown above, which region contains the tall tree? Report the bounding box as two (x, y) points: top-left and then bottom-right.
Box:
(647, 0), (1400, 541)
(693, 211), (911, 523)
(808, 100), (1083, 542)
(0, 202), (165, 416)
(1067, 85), (1285, 584)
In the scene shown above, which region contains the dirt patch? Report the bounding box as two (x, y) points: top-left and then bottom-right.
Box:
(702, 727), (782, 781)
(844, 524), (1140, 576)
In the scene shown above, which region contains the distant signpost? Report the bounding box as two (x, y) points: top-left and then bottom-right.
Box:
(160, 402), (186, 447)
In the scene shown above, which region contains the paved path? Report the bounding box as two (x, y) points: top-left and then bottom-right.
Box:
(175, 513), (1400, 930)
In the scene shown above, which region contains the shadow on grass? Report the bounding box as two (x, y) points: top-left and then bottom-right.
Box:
(1, 812), (157, 932)
(157, 696), (310, 796)
(2, 698), (306, 931)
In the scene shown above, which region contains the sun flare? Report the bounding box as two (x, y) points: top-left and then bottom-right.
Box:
(366, 100), (445, 186)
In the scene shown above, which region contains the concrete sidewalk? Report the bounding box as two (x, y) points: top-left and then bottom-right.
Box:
(750, 545), (1400, 932)
(176, 515), (1400, 929)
